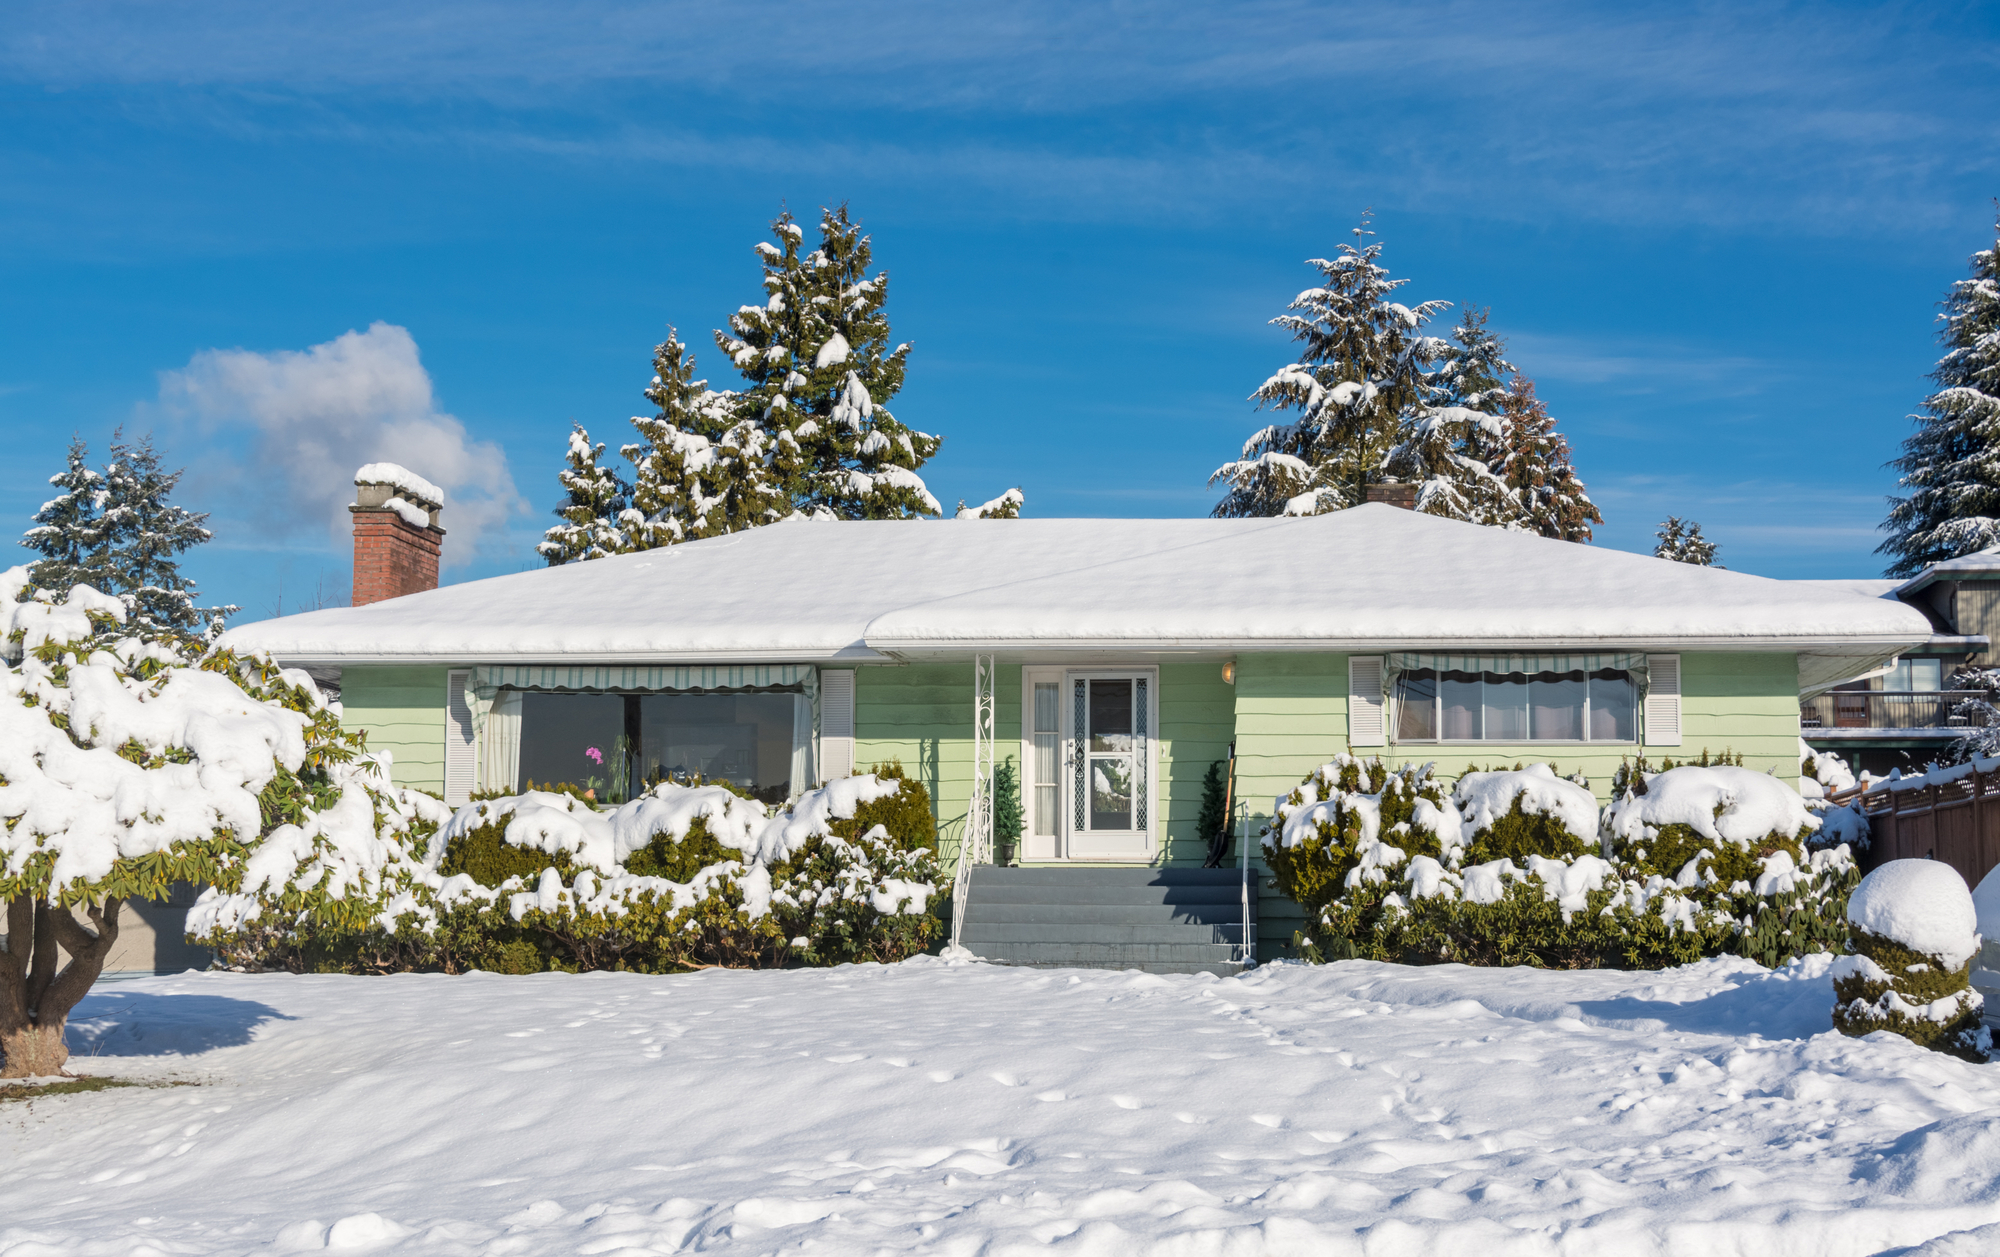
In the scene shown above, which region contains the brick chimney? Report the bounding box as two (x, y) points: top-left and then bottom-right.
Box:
(1364, 481), (1418, 510)
(350, 464), (445, 607)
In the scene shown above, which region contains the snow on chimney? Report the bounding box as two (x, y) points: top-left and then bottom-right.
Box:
(351, 463), (445, 606)
(1363, 482), (1418, 510)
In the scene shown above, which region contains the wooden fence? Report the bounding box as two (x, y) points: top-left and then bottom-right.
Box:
(1831, 769), (2000, 888)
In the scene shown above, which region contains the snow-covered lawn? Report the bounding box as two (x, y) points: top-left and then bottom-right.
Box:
(6, 956), (2000, 1256)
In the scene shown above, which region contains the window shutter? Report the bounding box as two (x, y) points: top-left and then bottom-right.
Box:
(820, 669), (856, 783)
(1645, 654), (1682, 746)
(445, 670), (475, 807)
(1348, 656), (1385, 747)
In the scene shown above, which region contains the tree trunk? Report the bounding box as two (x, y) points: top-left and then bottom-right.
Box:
(0, 892), (121, 1079)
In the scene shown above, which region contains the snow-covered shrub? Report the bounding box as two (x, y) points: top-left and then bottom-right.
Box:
(1799, 740), (1857, 798)
(1269, 756), (1857, 971)
(1601, 763), (1816, 884)
(1262, 756), (1459, 920)
(0, 574), (437, 1075)
(828, 761), (937, 852)
(1452, 764), (1597, 866)
(1832, 860), (1987, 1060)
(196, 773), (944, 975)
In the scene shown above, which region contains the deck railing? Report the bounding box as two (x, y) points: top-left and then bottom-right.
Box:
(1799, 690), (1985, 732)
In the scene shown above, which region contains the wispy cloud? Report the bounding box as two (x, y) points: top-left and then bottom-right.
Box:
(155, 323), (528, 567)
(3, 2), (1992, 236)
(1505, 332), (1783, 398)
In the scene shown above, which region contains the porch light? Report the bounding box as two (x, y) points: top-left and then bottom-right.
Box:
(1222, 661), (1237, 686)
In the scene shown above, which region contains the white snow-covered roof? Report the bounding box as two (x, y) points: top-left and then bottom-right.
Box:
(223, 507), (1934, 685)
(1896, 544), (2000, 595)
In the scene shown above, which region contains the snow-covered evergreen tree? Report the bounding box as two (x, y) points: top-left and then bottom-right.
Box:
(622, 329), (778, 548)
(537, 424), (633, 565)
(1497, 375), (1601, 542)
(1881, 214), (2000, 577)
(956, 488), (1024, 519)
(95, 433), (230, 636)
(1382, 308), (1517, 524)
(1654, 516), (1720, 566)
(19, 435), (108, 594)
(1212, 216), (1451, 517)
(717, 207), (942, 520)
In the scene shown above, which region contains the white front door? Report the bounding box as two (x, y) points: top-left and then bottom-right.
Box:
(1062, 670), (1155, 861)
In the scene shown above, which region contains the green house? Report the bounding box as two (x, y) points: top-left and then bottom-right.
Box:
(226, 505), (1935, 970)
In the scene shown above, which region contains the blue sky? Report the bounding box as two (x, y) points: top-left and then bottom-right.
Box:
(2, 1), (1997, 619)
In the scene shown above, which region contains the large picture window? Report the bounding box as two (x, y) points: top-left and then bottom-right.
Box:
(1394, 668), (1635, 743)
(515, 691), (800, 804)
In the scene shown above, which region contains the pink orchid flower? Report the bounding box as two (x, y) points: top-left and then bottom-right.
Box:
(585, 746), (604, 765)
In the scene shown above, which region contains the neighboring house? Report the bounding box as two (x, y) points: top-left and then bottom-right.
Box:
(217, 468), (1940, 972)
(1799, 553), (1999, 777)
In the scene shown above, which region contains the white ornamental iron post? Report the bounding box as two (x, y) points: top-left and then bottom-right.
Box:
(951, 653), (998, 950)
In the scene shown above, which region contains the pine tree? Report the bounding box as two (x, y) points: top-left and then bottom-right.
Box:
(622, 329), (778, 548)
(1881, 213), (2000, 577)
(716, 206), (942, 520)
(1212, 215), (1451, 517)
(537, 424), (634, 565)
(1654, 516), (1720, 566)
(1382, 308), (1518, 524)
(955, 488), (1024, 519)
(1496, 375), (1602, 541)
(95, 432), (229, 635)
(20, 435), (108, 595)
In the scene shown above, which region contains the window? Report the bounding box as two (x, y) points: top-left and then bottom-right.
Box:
(515, 690), (800, 804)
(1393, 668), (1635, 743)
(1885, 658), (1942, 692)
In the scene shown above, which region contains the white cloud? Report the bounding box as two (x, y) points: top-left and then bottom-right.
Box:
(158, 322), (525, 567)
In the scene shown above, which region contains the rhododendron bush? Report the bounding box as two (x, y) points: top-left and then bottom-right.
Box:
(1265, 754), (1856, 971)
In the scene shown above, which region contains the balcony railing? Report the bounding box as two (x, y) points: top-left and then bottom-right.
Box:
(1799, 690), (1987, 732)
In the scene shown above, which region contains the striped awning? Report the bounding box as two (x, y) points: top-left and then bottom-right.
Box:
(1387, 652), (1648, 679)
(467, 664), (818, 737)
(473, 663), (815, 697)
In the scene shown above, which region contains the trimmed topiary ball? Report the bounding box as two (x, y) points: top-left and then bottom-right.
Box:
(1832, 859), (1987, 1060)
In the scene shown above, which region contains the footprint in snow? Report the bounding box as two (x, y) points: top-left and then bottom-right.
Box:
(1036, 1090), (1067, 1103)
(825, 1053), (866, 1064)
(1251, 1114), (1287, 1128)
(928, 1070), (957, 1083)
(990, 1072), (1022, 1087)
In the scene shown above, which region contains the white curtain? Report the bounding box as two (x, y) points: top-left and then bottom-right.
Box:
(479, 689), (522, 793)
(790, 693), (816, 800)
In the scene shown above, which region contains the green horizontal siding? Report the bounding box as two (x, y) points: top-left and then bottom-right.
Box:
(341, 665), (449, 794)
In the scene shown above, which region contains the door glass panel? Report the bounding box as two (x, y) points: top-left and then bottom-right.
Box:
(1091, 757), (1132, 829)
(1088, 680), (1133, 751)
(1032, 681), (1059, 837)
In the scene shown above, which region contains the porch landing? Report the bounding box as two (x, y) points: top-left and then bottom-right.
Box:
(959, 866), (1254, 976)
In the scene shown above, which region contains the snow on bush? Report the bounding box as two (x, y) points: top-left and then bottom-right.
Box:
(1799, 739), (1857, 798)
(1266, 755), (1857, 971)
(1832, 860), (1987, 1060)
(195, 769), (944, 976)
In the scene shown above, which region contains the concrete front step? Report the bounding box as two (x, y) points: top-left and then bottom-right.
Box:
(966, 902), (1246, 927)
(963, 922), (1248, 946)
(972, 941), (1246, 967)
(959, 865), (1256, 975)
